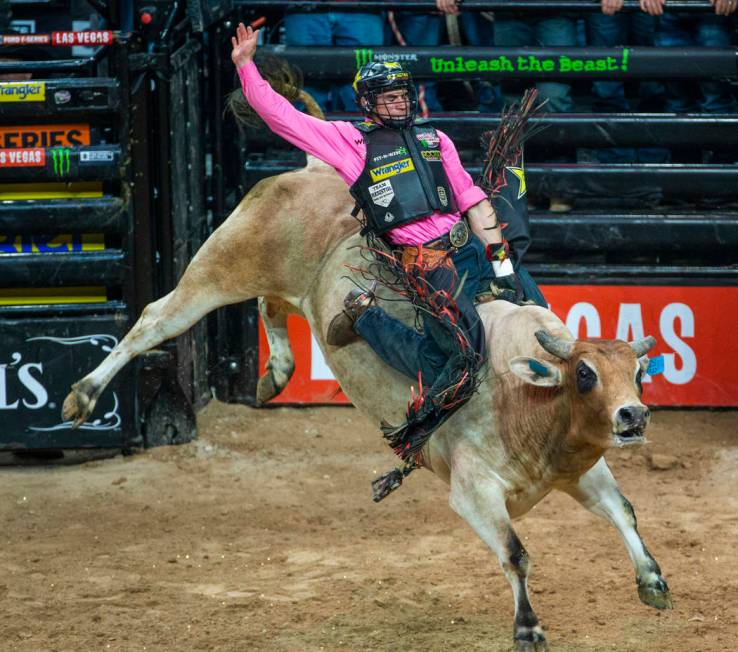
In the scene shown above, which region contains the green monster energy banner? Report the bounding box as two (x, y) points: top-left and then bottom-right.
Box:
(268, 45), (738, 81)
(355, 46), (630, 73)
(51, 147), (71, 178)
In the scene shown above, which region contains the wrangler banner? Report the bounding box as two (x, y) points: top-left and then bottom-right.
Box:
(0, 82), (45, 102)
(259, 286), (738, 407)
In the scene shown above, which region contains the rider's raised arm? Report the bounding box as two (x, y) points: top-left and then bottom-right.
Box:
(236, 61), (361, 175)
(231, 23), (362, 178)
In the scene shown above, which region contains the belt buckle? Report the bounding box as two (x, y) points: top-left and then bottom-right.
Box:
(449, 221), (469, 248)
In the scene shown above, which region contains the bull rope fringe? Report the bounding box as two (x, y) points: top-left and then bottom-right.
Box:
(477, 88), (546, 200)
(345, 237), (485, 503)
(354, 89), (546, 502)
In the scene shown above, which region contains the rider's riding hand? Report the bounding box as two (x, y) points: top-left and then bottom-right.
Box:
(485, 240), (524, 304)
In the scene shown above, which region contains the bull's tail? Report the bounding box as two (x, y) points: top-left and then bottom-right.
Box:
(226, 55), (325, 125)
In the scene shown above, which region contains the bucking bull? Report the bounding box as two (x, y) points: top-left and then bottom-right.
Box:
(62, 156), (672, 650)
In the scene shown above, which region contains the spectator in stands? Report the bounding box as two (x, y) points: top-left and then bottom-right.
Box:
(284, 8), (385, 113)
(390, 2), (446, 114)
(493, 10), (577, 211)
(390, 2), (505, 114)
(493, 12), (576, 114)
(585, 0), (668, 164)
(642, 0), (737, 114)
(389, 0), (448, 113)
(459, 9), (505, 112)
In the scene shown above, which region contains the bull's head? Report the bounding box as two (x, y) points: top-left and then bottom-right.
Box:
(509, 329), (656, 449)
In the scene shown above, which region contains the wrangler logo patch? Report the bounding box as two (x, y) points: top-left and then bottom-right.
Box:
(369, 157), (414, 182)
(421, 150), (441, 161)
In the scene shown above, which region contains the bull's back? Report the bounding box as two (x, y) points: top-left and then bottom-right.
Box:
(185, 166), (358, 301)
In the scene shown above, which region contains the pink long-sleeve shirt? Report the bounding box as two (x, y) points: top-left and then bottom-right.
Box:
(237, 61), (487, 246)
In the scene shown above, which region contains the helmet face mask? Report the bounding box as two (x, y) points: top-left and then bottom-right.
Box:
(354, 62), (418, 129)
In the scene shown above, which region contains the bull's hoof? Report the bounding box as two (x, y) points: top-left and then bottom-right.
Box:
(638, 578), (673, 610)
(513, 638), (548, 652)
(61, 383), (93, 428)
(514, 626), (548, 651)
(255, 371), (279, 407)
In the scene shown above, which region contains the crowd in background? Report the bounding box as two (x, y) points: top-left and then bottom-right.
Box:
(280, 0), (738, 118)
(277, 0), (738, 211)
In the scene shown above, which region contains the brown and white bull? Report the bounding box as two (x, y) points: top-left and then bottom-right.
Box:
(62, 160), (672, 651)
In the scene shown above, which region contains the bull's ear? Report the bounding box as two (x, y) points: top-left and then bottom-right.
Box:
(638, 355), (650, 373)
(509, 357), (562, 387)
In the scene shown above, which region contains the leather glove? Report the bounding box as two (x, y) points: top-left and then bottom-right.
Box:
(485, 241), (525, 304)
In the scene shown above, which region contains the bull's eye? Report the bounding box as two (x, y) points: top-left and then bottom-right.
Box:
(575, 361), (597, 394)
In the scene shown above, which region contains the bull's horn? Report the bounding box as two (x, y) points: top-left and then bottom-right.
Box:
(535, 329), (574, 361)
(630, 335), (657, 357)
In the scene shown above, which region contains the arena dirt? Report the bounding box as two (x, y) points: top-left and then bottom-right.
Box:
(0, 403), (735, 651)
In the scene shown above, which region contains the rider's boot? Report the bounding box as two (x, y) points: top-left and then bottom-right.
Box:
(326, 282), (377, 347)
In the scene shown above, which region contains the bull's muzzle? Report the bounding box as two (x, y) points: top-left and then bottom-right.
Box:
(613, 404), (650, 447)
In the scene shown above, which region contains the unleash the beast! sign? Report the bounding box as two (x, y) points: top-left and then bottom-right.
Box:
(259, 285), (738, 407)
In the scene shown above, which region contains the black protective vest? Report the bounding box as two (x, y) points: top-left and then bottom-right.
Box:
(349, 120), (458, 236)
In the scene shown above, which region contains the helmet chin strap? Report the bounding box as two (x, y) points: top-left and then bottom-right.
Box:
(373, 103), (411, 128)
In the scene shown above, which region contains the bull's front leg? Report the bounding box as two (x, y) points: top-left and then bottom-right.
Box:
(563, 457), (673, 610)
(449, 459), (548, 652)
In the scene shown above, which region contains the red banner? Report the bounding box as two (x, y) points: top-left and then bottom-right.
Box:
(0, 31), (114, 47)
(259, 285), (738, 407)
(51, 31), (113, 46)
(0, 148), (45, 167)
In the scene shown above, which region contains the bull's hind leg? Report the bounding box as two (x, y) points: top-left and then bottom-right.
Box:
(256, 297), (296, 405)
(449, 463), (548, 652)
(563, 457), (673, 610)
(63, 282), (240, 427)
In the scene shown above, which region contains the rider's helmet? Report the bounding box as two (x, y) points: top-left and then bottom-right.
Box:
(353, 61), (417, 129)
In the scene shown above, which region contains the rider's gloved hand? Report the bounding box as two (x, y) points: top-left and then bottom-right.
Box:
(485, 241), (525, 304)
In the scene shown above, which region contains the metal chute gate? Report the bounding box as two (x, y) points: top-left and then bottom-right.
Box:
(0, 0), (212, 454)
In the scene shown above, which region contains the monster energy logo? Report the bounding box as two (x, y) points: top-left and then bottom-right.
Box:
(355, 48), (373, 68)
(354, 49), (419, 69)
(51, 147), (71, 177)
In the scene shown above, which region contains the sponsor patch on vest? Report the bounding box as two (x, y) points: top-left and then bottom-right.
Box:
(368, 180), (395, 207)
(416, 131), (439, 148)
(384, 211), (395, 222)
(437, 186), (448, 207)
(371, 146), (408, 163)
(369, 157), (414, 182)
(421, 150), (441, 162)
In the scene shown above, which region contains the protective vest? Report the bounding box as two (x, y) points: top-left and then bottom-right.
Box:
(349, 120), (458, 236)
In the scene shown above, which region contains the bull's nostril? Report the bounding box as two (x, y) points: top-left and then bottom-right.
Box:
(618, 407), (635, 424)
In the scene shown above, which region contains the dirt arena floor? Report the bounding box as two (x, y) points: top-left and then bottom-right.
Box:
(0, 403), (735, 652)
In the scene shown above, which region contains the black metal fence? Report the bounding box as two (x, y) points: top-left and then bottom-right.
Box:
(0, 2), (210, 452)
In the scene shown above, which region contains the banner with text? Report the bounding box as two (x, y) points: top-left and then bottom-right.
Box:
(259, 285), (738, 407)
